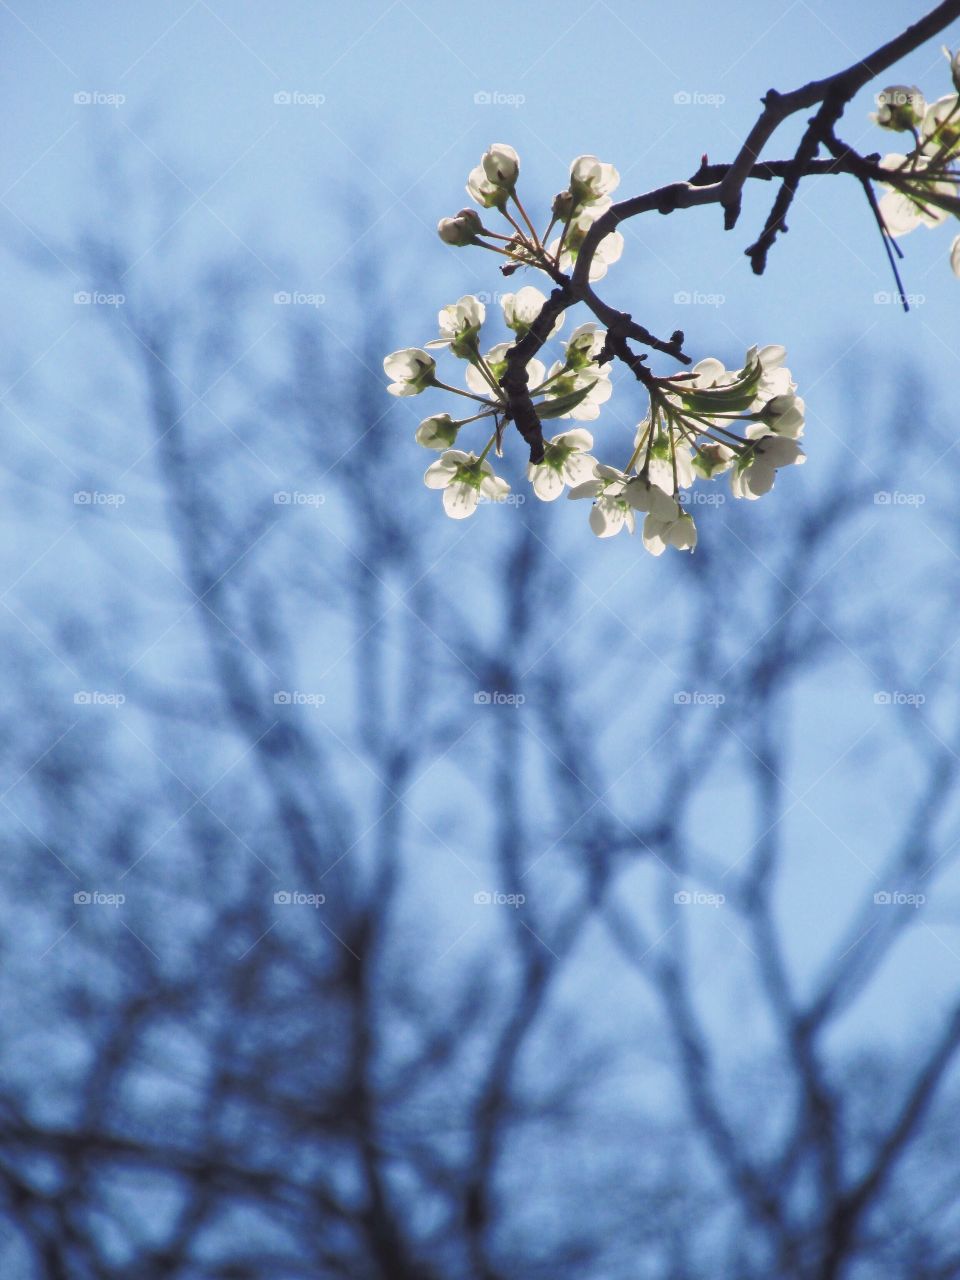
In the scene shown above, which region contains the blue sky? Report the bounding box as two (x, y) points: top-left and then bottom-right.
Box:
(4, 0), (960, 1055)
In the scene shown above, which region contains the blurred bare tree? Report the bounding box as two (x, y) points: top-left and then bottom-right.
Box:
(2, 174), (960, 1280)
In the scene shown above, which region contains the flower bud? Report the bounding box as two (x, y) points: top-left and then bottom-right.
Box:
(438, 209), (483, 246)
(945, 46), (960, 93)
(416, 414), (459, 450)
(552, 190), (578, 221)
(481, 143), (519, 189)
(873, 85), (925, 131)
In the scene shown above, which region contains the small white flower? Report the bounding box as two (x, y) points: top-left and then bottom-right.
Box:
(502, 286), (563, 339)
(921, 94), (960, 158)
(426, 295), (486, 356)
(730, 436), (805, 500)
(568, 154), (621, 208)
(423, 449), (510, 519)
(549, 207), (624, 281)
(749, 393), (805, 439)
(567, 464), (636, 538)
(541, 363), (612, 420)
(526, 429), (597, 501)
(640, 425), (695, 492)
(871, 85), (925, 132)
(878, 154), (952, 235)
(383, 348), (436, 397)
(416, 414), (459, 450)
(688, 356), (732, 388)
(564, 323), (606, 368)
(623, 474), (679, 519)
(642, 511), (697, 556)
(692, 442), (735, 479)
(951, 234), (960, 277)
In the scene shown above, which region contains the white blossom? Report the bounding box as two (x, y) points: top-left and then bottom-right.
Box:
(502, 286), (563, 338)
(423, 449), (510, 519)
(642, 511), (697, 556)
(567, 464), (636, 538)
(730, 435), (805, 500)
(921, 94), (960, 158)
(623, 474), (679, 519)
(541, 363), (612, 420)
(878, 154), (952, 234)
(426, 295), (486, 356)
(526, 429), (597, 501)
(383, 348), (436, 397)
(549, 207), (624, 281)
(568, 154), (621, 209)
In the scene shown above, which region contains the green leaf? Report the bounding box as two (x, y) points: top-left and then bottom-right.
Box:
(534, 384), (593, 420)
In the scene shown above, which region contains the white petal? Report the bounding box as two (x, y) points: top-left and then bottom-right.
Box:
(423, 458), (458, 489)
(480, 473), (510, 500)
(878, 189), (924, 237)
(589, 501), (624, 538)
(442, 483), (479, 518)
(465, 365), (490, 395)
(561, 452), (598, 486)
(951, 235), (960, 277)
(642, 515), (669, 556)
(531, 466), (565, 501)
(692, 357), (726, 387)
(567, 480), (603, 500)
(552, 428), (594, 452)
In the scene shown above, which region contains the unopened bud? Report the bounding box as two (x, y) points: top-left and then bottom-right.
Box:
(438, 209), (483, 246)
(552, 189), (577, 221)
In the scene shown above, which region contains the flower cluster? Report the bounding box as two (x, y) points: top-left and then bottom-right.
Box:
(437, 143), (624, 281)
(870, 52), (960, 276)
(383, 144), (806, 553)
(567, 344), (805, 552)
